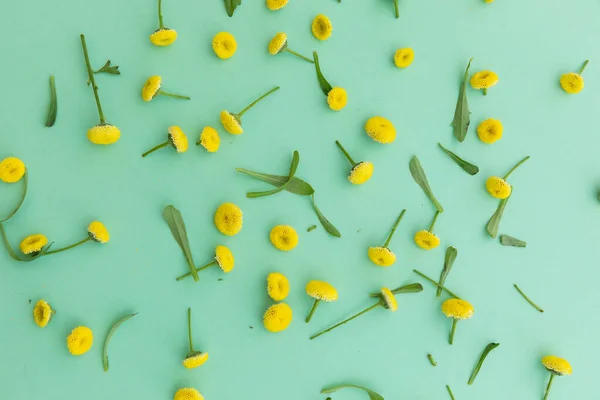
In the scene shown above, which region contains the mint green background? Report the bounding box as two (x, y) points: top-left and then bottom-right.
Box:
(0, 0), (597, 399)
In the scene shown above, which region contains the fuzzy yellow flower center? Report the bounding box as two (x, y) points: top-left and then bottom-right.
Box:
(368, 246), (396, 267)
(380, 287), (398, 312)
(215, 245), (235, 273)
(470, 70), (499, 90)
(268, 32), (288, 55)
(267, 272), (290, 301)
(174, 388), (204, 400)
(348, 161), (374, 185)
(541, 356), (573, 376)
(442, 298), (474, 319)
(0, 157), (26, 183)
(214, 203), (243, 236)
(212, 32), (237, 59)
(560, 73), (584, 94)
(199, 126), (220, 152)
(312, 14), (332, 41)
(168, 126), (189, 153)
(33, 300), (53, 328)
(88, 221), (110, 244)
(394, 48), (415, 68)
(485, 176), (512, 199)
(183, 352), (209, 369)
(266, 0), (289, 10)
(220, 111), (243, 135)
(66, 326), (94, 356)
(306, 280), (338, 302)
(263, 303), (293, 332)
(141, 76), (162, 102)
(414, 230), (440, 250)
(87, 124), (121, 145)
(327, 87), (348, 111)
(20, 234), (48, 255)
(365, 116), (396, 144)
(270, 225), (299, 251)
(149, 28), (178, 47)
(477, 118), (503, 144)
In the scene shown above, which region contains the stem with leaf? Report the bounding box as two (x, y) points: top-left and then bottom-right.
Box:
(80, 34), (106, 125)
(313, 51), (333, 95)
(310, 302), (381, 340)
(163, 205), (199, 282)
(247, 151), (299, 198)
(410, 155), (444, 213)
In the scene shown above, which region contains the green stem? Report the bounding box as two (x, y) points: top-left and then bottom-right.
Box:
(449, 319), (457, 345)
(80, 34), (106, 124)
(446, 385), (456, 400)
(335, 140), (356, 166)
(0, 171), (28, 223)
(176, 260), (217, 281)
(503, 156), (530, 180)
(310, 303), (380, 340)
(393, 0), (399, 18)
(158, 0), (164, 28)
(384, 209), (406, 247)
(44, 237), (90, 255)
(187, 307), (194, 353)
(0, 222), (24, 261)
(158, 90), (190, 100)
(514, 284), (544, 313)
(579, 60), (589, 75)
(482, 88), (488, 96)
(413, 269), (461, 299)
(142, 141), (169, 158)
(543, 374), (555, 400)
(238, 86), (280, 117)
(428, 210), (440, 232)
(285, 48), (314, 63)
(427, 353), (437, 366)
(305, 299), (321, 323)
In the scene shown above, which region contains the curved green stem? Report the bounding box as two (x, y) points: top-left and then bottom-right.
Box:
(413, 269), (461, 299)
(514, 284), (544, 312)
(176, 260), (217, 281)
(158, 0), (164, 28)
(335, 140), (356, 166)
(449, 319), (457, 345)
(428, 210), (440, 232)
(579, 60), (589, 75)
(158, 90), (190, 100)
(310, 302), (380, 340)
(305, 299), (321, 323)
(393, 0), (399, 18)
(384, 209), (406, 247)
(0, 171), (28, 223)
(285, 48), (314, 63)
(142, 141), (169, 158)
(503, 156), (530, 180)
(187, 307), (194, 353)
(0, 222), (24, 261)
(44, 237), (90, 256)
(238, 86), (280, 117)
(80, 34), (106, 124)
(446, 385), (455, 400)
(543, 374), (555, 400)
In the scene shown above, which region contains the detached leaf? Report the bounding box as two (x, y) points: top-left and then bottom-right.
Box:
(322, 384), (384, 400)
(0, 171), (28, 223)
(225, 0), (242, 17)
(468, 342), (500, 385)
(370, 282), (423, 297)
(409, 155), (444, 213)
(247, 151), (300, 198)
(103, 312), (138, 372)
(45, 75), (57, 127)
(94, 60), (120, 76)
(163, 205), (199, 282)
(438, 143), (479, 175)
(311, 195), (341, 238)
(452, 58), (473, 142)
(235, 169), (314, 196)
(499, 234), (526, 247)
(486, 196), (510, 238)
(313, 51), (333, 95)
(437, 246), (458, 297)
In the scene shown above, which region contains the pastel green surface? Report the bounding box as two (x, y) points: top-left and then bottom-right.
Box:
(0, 0), (597, 399)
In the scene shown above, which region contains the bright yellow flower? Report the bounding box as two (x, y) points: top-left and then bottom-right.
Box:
(183, 352), (209, 369)
(269, 33), (287, 55)
(484, 0), (494, 2)
(327, 87), (347, 111)
(380, 287), (398, 312)
(542, 356), (572, 376)
(198, 127), (220, 152)
(150, 28), (178, 46)
(270, 225), (298, 251)
(306, 280), (338, 302)
(88, 221), (110, 243)
(33, 300), (53, 328)
(214, 202), (243, 236)
(0, 157), (26, 183)
(263, 303), (293, 332)
(394, 48), (414, 68)
(365, 116), (396, 144)
(560, 73), (584, 94)
(67, 326), (94, 356)
(212, 32), (237, 59)
(470, 70), (499, 95)
(215, 245), (234, 272)
(266, 0), (288, 10)
(442, 298), (474, 320)
(486, 176), (511, 199)
(312, 14), (332, 41)
(168, 126), (189, 153)
(87, 124), (121, 145)
(174, 388), (204, 400)
(368, 247), (396, 267)
(142, 76), (162, 102)
(349, 162), (374, 185)
(267, 272), (290, 301)
(20, 234), (48, 255)
(477, 118), (503, 144)
(414, 230), (440, 250)
(220, 111), (243, 135)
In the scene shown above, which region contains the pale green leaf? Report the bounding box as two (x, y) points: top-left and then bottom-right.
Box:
(409, 155), (444, 213)
(235, 169), (314, 196)
(103, 312), (138, 372)
(499, 235), (526, 247)
(437, 246), (458, 297)
(313, 51), (333, 95)
(321, 384), (384, 400)
(486, 196), (510, 239)
(163, 205), (199, 282)
(438, 143), (479, 175)
(247, 151), (299, 198)
(451, 58), (473, 142)
(468, 342), (500, 385)
(311, 195), (341, 238)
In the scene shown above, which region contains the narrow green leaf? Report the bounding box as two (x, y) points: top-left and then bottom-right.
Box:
(468, 342), (500, 385)
(94, 60), (120, 76)
(438, 143), (479, 175)
(499, 234), (526, 247)
(235, 169), (314, 196)
(45, 75), (57, 127)
(311, 195), (341, 238)
(0, 171), (28, 223)
(224, 0), (242, 17)
(322, 384), (384, 400)
(486, 196), (510, 238)
(103, 312), (138, 372)
(409, 155), (444, 213)
(247, 151), (299, 198)
(313, 51), (333, 95)
(437, 246), (458, 297)
(370, 282), (423, 297)
(451, 58), (473, 142)
(163, 205), (199, 282)
(307, 225), (317, 232)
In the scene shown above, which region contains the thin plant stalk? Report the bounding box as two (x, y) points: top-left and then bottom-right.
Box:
(158, 0), (164, 28)
(80, 34), (106, 124)
(305, 300), (320, 323)
(176, 260), (217, 281)
(142, 142), (169, 157)
(449, 319), (458, 345)
(187, 307), (194, 353)
(514, 284), (544, 312)
(285, 49), (314, 63)
(579, 60), (590, 75)
(44, 237), (90, 256)
(429, 210), (440, 232)
(413, 269), (461, 299)
(503, 156), (530, 180)
(335, 141), (356, 165)
(238, 87), (280, 117)
(310, 303), (381, 340)
(384, 209), (406, 247)
(543, 374), (555, 400)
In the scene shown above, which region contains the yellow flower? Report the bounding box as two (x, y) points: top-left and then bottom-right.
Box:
(327, 87), (347, 111)
(269, 33), (287, 55)
(477, 118), (503, 144)
(542, 356), (573, 376)
(150, 28), (178, 46)
(560, 73), (584, 94)
(414, 230), (440, 250)
(220, 111), (243, 135)
(198, 126), (220, 152)
(266, 0), (288, 10)
(33, 300), (54, 328)
(215, 245), (234, 272)
(263, 303), (293, 332)
(470, 70), (499, 95)
(349, 162), (374, 185)
(270, 225), (299, 251)
(87, 124), (121, 145)
(183, 352), (209, 369)
(312, 14), (332, 41)
(267, 272), (290, 301)
(174, 388), (204, 400)
(394, 48), (414, 68)
(365, 116), (396, 144)
(20, 234), (48, 255)
(169, 126), (189, 153)
(306, 281), (338, 302)
(484, 0), (494, 2)
(66, 326), (94, 356)
(214, 203), (243, 236)
(88, 221), (110, 243)
(0, 157), (26, 183)
(368, 247), (396, 267)
(212, 32), (237, 59)
(142, 76), (162, 102)
(380, 287), (398, 312)
(486, 176), (511, 199)
(442, 298), (474, 320)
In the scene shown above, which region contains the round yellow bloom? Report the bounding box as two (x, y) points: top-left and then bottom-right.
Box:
(142, 76), (162, 102)
(267, 272), (290, 301)
(485, 176), (511, 199)
(150, 28), (178, 46)
(327, 87), (347, 111)
(470, 70), (499, 90)
(20, 234), (48, 255)
(174, 388), (204, 400)
(365, 116), (396, 144)
(263, 303), (293, 332)
(212, 32), (237, 59)
(199, 127), (220, 152)
(266, 0), (288, 10)
(442, 298), (474, 320)
(220, 111), (243, 135)
(349, 161), (374, 185)
(215, 245), (234, 273)
(268, 32), (287, 55)
(269, 225), (299, 251)
(183, 352), (209, 369)
(33, 300), (53, 328)
(542, 356), (573, 376)
(414, 230), (440, 250)
(394, 48), (414, 68)
(306, 280), (338, 302)
(312, 14), (332, 41)
(560, 73), (584, 94)
(168, 126), (189, 153)
(380, 287), (398, 312)
(0, 157), (26, 183)
(477, 118), (503, 144)
(87, 221), (110, 243)
(368, 246), (396, 267)
(484, 0), (494, 2)
(66, 326), (94, 356)
(87, 124), (121, 145)
(214, 202), (243, 236)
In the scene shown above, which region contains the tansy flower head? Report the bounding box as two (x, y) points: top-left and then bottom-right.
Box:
(183, 351), (209, 369)
(198, 127), (220, 152)
(394, 48), (414, 68)
(212, 32), (237, 59)
(365, 116), (396, 144)
(306, 281), (338, 302)
(560, 60), (589, 94)
(266, 0), (288, 10)
(67, 326), (94, 355)
(477, 118), (503, 144)
(0, 157), (26, 183)
(220, 111), (243, 134)
(174, 388), (204, 400)
(270, 225), (299, 251)
(442, 298), (474, 320)
(312, 14), (332, 41)
(20, 234), (48, 255)
(380, 287), (398, 312)
(215, 245), (234, 272)
(33, 300), (54, 328)
(168, 126), (189, 153)
(486, 176), (511, 199)
(327, 87), (348, 111)
(87, 124), (121, 145)
(470, 70), (499, 95)
(414, 230), (440, 250)
(269, 33), (288, 55)
(263, 303), (293, 332)
(214, 202), (243, 236)
(142, 76), (162, 102)
(88, 221), (110, 243)
(368, 247), (396, 267)
(349, 162), (374, 185)
(267, 272), (290, 301)
(542, 356), (572, 376)
(150, 28), (178, 46)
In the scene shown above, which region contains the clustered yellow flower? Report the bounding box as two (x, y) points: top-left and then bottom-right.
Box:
(212, 32), (237, 59)
(215, 245), (235, 273)
(20, 234), (48, 255)
(174, 388), (204, 400)
(477, 118), (503, 144)
(380, 287), (398, 312)
(327, 87), (348, 111)
(414, 211), (441, 250)
(266, 0), (288, 10)
(365, 116), (396, 144)
(441, 298), (474, 344)
(394, 48), (414, 69)
(335, 140), (374, 185)
(197, 126), (220, 152)
(183, 352), (209, 369)
(560, 60), (589, 94)
(150, 28), (178, 46)
(169, 126), (189, 153)
(368, 209), (406, 267)
(305, 280), (338, 323)
(67, 326), (94, 355)
(267, 272), (290, 301)
(0, 157), (26, 183)
(270, 225), (299, 251)
(141, 76), (190, 102)
(88, 221), (110, 243)
(312, 14), (332, 41)
(263, 303), (293, 332)
(33, 300), (54, 328)
(485, 156), (530, 199)
(470, 70), (499, 95)
(541, 355), (572, 400)
(87, 124), (121, 145)
(214, 202), (243, 236)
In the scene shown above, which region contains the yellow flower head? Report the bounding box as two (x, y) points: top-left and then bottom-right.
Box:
(485, 176), (511, 199)
(214, 202), (243, 236)
(414, 230), (440, 250)
(199, 127), (220, 152)
(33, 300), (53, 328)
(20, 234), (48, 255)
(150, 28), (178, 46)
(327, 87), (347, 111)
(542, 356), (573, 376)
(484, 0), (494, 2)
(312, 14), (333, 41)
(215, 245), (234, 273)
(269, 225), (299, 251)
(66, 326), (94, 356)
(442, 298), (474, 320)
(0, 157), (26, 183)
(87, 124), (121, 145)
(477, 118), (503, 144)
(306, 280), (338, 302)
(349, 161), (374, 185)
(168, 126), (189, 153)
(380, 287), (398, 312)
(368, 246), (396, 267)
(560, 73), (584, 94)
(88, 221), (110, 244)
(268, 32), (288, 55)
(267, 0), (288, 10)
(183, 351), (209, 369)
(212, 32), (237, 59)
(263, 303), (293, 332)
(394, 48), (415, 68)
(470, 70), (499, 90)
(267, 272), (290, 301)
(365, 116), (396, 144)
(142, 76), (162, 102)
(220, 111), (243, 135)
(174, 388), (204, 400)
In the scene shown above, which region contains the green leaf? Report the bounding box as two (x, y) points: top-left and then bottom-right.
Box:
(321, 384), (384, 400)
(370, 282), (423, 297)
(311, 195), (341, 238)
(94, 60), (120, 76)
(409, 155), (444, 213)
(235, 169), (314, 196)
(0, 171), (28, 223)
(451, 58), (473, 142)
(468, 342), (500, 385)
(499, 234), (526, 247)
(103, 312), (138, 372)
(45, 75), (57, 127)
(247, 151), (299, 198)
(313, 51), (333, 95)
(486, 196), (510, 239)
(224, 0), (242, 17)
(163, 205), (199, 282)
(437, 246), (458, 297)
(438, 143), (479, 175)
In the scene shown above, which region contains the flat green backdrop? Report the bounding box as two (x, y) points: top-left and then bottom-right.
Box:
(1, 0), (598, 399)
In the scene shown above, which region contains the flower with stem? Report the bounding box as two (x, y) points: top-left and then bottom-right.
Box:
(20, 234), (49, 256)
(43, 221), (109, 257)
(263, 303), (293, 332)
(541, 356), (572, 400)
(267, 272), (290, 301)
(220, 86), (280, 134)
(414, 211), (441, 250)
(150, 0), (178, 46)
(441, 298), (474, 345)
(212, 32), (237, 59)
(560, 60), (589, 94)
(141, 76), (190, 102)
(33, 300), (55, 328)
(0, 157), (26, 183)
(182, 308), (209, 369)
(268, 33), (314, 63)
(335, 140), (373, 185)
(368, 209), (406, 267)
(142, 126), (189, 157)
(486, 156), (530, 199)
(176, 245), (234, 281)
(305, 280), (338, 323)
(80, 34), (121, 145)
(196, 127), (220, 153)
(470, 70), (499, 95)
(312, 14), (333, 41)
(313, 51), (347, 111)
